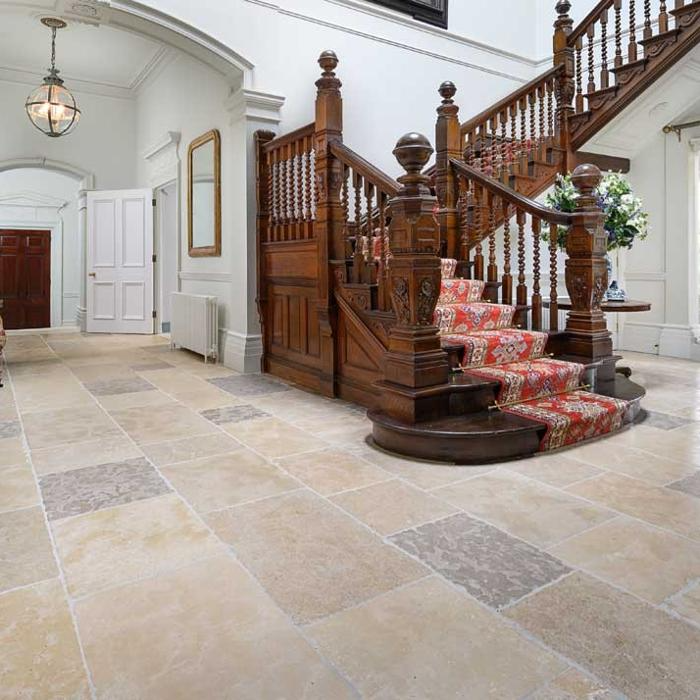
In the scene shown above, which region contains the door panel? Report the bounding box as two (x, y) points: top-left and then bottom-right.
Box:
(0, 229), (51, 330)
(87, 189), (153, 333)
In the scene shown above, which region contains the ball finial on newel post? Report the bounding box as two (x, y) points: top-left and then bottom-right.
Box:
(393, 132), (434, 187)
(555, 0), (572, 20)
(571, 163), (602, 211)
(318, 50), (339, 78)
(438, 81), (457, 105)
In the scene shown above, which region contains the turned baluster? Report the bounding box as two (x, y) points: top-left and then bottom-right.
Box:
(600, 9), (610, 90)
(519, 95), (528, 170)
(352, 170), (363, 283)
(531, 217), (543, 331)
(341, 164), (351, 258)
(549, 223), (559, 331)
(378, 192), (389, 310)
(295, 141), (304, 238)
(643, 0), (652, 40)
(659, 1), (669, 33)
(629, 0), (638, 62)
(510, 103), (518, 173)
(487, 193), (498, 284)
(364, 180), (375, 285)
(268, 152), (277, 236)
(529, 91), (537, 159)
(473, 183), (484, 281)
(502, 202), (513, 305)
(575, 37), (584, 112)
(305, 138), (313, 237)
(500, 109), (508, 180)
(516, 209), (528, 326)
(546, 79), (554, 145)
(275, 153), (284, 241)
(489, 116), (499, 177)
(587, 24), (596, 94)
(285, 146), (293, 240)
(614, 0), (623, 69)
(537, 85), (547, 161)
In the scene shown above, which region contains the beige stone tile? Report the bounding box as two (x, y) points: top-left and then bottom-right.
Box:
(162, 449), (300, 513)
(353, 443), (493, 490)
(53, 493), (223, 598)
(0, 436), (27, 468)
(307, 576), (566, 699)
(97, 389), (175, 411)
(12, 371), (94, 413)
(277, 448), (391, 495)
(108, 403), (217, 445)
(570, 443), (697, 485)
(628, 424), (700, 464)
(506, 572), (700, 699)
(141, 433), (241, 466)
(70, 362), (135, 383)
(0, 404), (17, 422)
(668, 584), (700, 625)
(169, 385), (239, 411)
(0, 462), (39, 513)
(504, 453), (603, 488)
(0, 507), (57, 592)
(0, 579), (90, 699)
(138, 368), (210, 394)
(22, 405), (121, 450)
(332, 479), (459, 535)
(76, 554), (353, 700)
(434, 470), (615, 548)
(529, 668), (619, 699)
(292, 413), (371, 445)
(223, 417), (326, 459)
(31, 435), (143, 476)
(550, 517), (700, 604)
(569, 472), (700, 541)
(205, 490), (427, 623)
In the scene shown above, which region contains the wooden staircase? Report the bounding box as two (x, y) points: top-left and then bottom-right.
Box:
(255, 1), (700, 463)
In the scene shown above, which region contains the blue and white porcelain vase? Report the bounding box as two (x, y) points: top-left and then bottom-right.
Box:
(604, 254), (626, 302)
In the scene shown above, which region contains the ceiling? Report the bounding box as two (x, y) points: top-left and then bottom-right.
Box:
(0, 4), (167, 96)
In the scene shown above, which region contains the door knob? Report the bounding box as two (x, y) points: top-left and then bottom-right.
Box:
(88, 272), (96, 277)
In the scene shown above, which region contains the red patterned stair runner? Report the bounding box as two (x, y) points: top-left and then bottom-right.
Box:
(435, 259), (630, 452)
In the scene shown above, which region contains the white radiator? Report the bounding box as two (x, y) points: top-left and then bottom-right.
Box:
(170, 292), (219, 363)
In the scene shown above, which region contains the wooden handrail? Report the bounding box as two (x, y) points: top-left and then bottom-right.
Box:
(449, 158), (572, 225)
(567, 0), (615, 44)
(330, 141), (400, 195)
(263, 122), (315, 151)
(460, 65), (561, 137)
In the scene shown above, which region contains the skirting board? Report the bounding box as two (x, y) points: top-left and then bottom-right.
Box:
(621, 322), (700, 360)
(219, 328), (263, 374)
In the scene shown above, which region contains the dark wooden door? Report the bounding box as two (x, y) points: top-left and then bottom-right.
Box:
(0, 230), (51, 330)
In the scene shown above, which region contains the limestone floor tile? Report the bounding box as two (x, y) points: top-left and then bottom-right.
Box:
(668, 470), (700, 498)
(668, 584), (700, 625)
(205, 490), (427, 623)
(84, 376), (155, 397)
(434, 470), (615, 548)
(52, 493), (223, 598)
(138, 368), (211, 394)
(40, 457), (171, 521)
(31, 435), (143, 476)
(0, 419), (21, 439)
(506, 572), (700, 699)
(568, 472), (700, 541)
(0, 579), (90, 699)
(0, 462), (39, 513)
(550, 517), (700, 604)
(70, 362), (136, 383)
(0, 507), (57, 592)
(629, 424), (700, 465)
(21, 405), (121, 450)
(391, 513), (570, 609)
(208, 373), (290, 397)
(129, 360), (173, 371)
(200, 403), (269, 425)
(332, 479), (458, 535)
(504, 453), (603, 488)
(292, 413), (371, 444)
(97, 388), (176, 411)
(277, 448), (392, 495)
(0, 436), (29, 468)
(169, 385), (241, 411)
(569, 443), (697, 485)
(0, 404), (17, 422)
(108, 403), (218, 445)
(529, 668), (620, 700)
(161, 449), (300, 513)
(76, 555), (354, 700)
(13, 377), (94, 413)
(223, 417), (326, 459)
(307, 576), (567, 699)
(353, 443), (494, 490)
(141, 433), (241, 467)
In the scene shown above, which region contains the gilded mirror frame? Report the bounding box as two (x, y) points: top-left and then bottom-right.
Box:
(187, 129), (221, 257)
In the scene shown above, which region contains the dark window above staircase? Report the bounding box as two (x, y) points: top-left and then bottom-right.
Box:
(367, 0), (448, 28)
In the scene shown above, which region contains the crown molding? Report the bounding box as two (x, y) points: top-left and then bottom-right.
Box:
(142, 131), (181, 161)
(226, 88), (285, 124)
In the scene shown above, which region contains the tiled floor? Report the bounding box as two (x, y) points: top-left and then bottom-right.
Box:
(2, 333), (700, 698)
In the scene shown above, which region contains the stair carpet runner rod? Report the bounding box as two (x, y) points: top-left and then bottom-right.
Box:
(435, 259), (630, 452)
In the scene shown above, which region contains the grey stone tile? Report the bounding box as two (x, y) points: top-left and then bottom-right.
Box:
(130, 361), (173, 371)
(390, 513), (570, 609)
(644, 410), (695, 431)
(200, 404), (270, 425)
(0, 420), (21, 439)
(668, 471), (700, 499)
(85, 377), (155, 397)
(207, 375), (290, 397)
(39, 457), (171, 521)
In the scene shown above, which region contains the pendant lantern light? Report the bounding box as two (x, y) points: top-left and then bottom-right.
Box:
(25, 18), (81, 137)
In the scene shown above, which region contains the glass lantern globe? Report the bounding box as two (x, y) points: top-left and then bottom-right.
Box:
(25, 71), (81, 137)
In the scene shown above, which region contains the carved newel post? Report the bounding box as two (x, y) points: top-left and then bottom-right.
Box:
(379, 133), (449, 424)
(435, 81), (461, 260)
(553, 0), (575, 168)
(314, 50), (345, 397)
(564, 163), (613, 360)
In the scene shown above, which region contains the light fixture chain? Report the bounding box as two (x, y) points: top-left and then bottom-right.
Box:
(51, 26), (57, 71)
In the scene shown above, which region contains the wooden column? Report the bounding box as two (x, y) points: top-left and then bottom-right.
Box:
(435, 81), (462, 260)
(564, 163), (613, 360)
(379, 133), (449, 424)
(553, 0), (575, 171)
(314, 50), (345, 397)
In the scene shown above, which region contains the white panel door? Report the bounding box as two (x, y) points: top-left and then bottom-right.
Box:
(87, 189), (154, 333)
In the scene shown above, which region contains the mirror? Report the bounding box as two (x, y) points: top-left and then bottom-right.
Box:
(188, 129), (221, 256)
